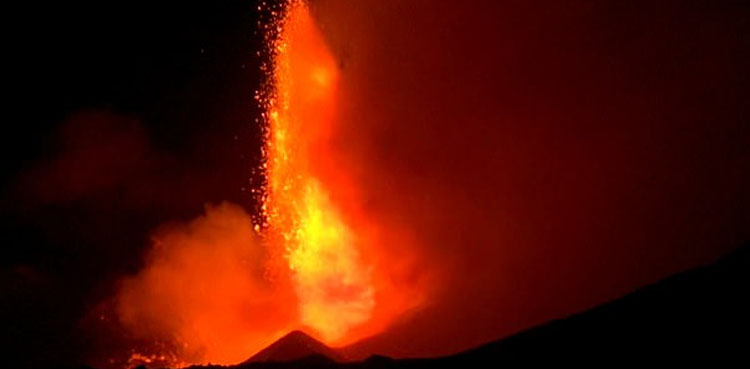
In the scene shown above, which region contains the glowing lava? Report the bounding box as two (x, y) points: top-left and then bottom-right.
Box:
(261, 1), (374, 342)
(107, 3), (421, 367)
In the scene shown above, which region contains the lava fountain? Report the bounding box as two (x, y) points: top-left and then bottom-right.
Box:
(257, 0), (428, 349)
(261, 1), (374, 342)
(108, 2), (423, 367)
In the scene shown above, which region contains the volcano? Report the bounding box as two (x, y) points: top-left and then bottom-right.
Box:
(241, 244), (750, 367)
(243, 331), (342, 363)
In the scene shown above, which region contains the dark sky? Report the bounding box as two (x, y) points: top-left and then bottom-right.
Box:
(2, 0), (749, 367)
(2, 2), (269, 366)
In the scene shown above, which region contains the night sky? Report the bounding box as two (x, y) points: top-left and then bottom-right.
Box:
(3, 2), (268, 366)
(2, 1), (749, 368)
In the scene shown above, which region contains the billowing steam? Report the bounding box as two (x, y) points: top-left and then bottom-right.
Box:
(116, 203), (295, 366)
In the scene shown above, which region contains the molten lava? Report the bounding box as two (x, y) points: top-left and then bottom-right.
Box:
(261, 1), (374, 342)
(108, 2), (423, 367)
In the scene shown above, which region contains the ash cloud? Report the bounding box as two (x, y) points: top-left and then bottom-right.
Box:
(2, 3), (265, 367)
(1, 108), (259, 368)
(309, 0), (750, 358)
(15, 111), (165, 206)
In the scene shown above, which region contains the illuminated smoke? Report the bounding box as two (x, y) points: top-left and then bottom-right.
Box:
(116, 203), (295, 366)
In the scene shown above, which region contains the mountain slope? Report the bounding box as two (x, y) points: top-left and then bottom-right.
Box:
(437, 243), (749, 366)
(228, 243), (748, 368)
(66, 244), (747, 369)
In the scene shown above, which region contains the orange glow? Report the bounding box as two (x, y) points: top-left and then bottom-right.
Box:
(110, 2), (424, 367)
(116, 203), (297, 367)
(262, 1), (374, 343)
(259, 0), (427, 349)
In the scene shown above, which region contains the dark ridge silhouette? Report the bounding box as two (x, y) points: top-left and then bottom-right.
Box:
(48, 243), (750, 369)
(427, 242), (749, 367)
(243, 330), (343, 364)
(222, 243), (750, 368)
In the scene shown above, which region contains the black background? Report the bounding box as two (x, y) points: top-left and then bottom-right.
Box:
(2, 2), (269, 366)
